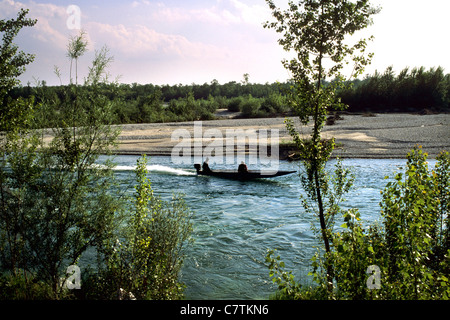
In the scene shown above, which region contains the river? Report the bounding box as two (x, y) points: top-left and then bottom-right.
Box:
(110, 155), (434, 300)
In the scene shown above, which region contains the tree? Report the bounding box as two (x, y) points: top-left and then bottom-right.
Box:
(67, 30), (88, 85)
(0, 23), (122, 298)
(264, 0), (379, 295)
(0, 8), (37, 132)
(0, 8), (39, 294)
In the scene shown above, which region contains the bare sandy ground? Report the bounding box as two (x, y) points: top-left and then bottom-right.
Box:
(114, 113), (450, 159)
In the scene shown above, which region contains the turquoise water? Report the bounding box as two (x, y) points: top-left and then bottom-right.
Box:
(110, 155), (434, 300)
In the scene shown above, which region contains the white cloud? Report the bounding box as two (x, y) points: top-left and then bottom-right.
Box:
(138, 0), (269, 27)
(86, 21), (229, 61)
(3, 0), (286, 85)
(228, 0), (271, 26)
(1, 0), (76, 50)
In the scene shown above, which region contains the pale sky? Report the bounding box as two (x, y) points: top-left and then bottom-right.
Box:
(1, 0), (449, 86)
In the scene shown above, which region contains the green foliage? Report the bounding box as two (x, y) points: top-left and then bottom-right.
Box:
(329, 209), (380, 299)
(226, 96), (243, 112)
(0, 22), (123, 299)
(1, 8), (196, 301)
(166, 91), (216, 121)
(91, 155), (193, 300)
(265, 0), (379, 296)
(265, 249), (303, 299)
(0, 8), (37, 132)
(67, 30), (88, 85)
(0, 271), (55, 300)
(340, 66), (450, 112)
(8, 65), (449, 126)
(267, 147), (450, 300)
(378, 147), (450, 299)
(240, 95), (262, 117)
(261, 92), (289, 114)
(225, 93), (289, 117)
(8, 78), (294, 125)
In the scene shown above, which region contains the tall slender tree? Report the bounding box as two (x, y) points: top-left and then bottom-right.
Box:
(265, 0), (380, 295)
(67, 30), (88, 85)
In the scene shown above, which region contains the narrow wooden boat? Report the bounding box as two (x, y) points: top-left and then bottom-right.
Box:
(194, 164), (296, 180)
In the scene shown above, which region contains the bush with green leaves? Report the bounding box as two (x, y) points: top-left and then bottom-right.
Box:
(377, 147), (449, 299)
(88, 155), (194, 300)
(267, 147), (450, 300)
(226, 96), (243, 112)
(260, 93), (288, 115)
(240, 95), (262, 117)
(1, 10), (195, 300)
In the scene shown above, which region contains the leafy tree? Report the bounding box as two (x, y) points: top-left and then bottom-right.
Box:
(0, 8), (36, 132)
(264, 0), (379, 294)
(240, 95), (262, 117)
(67, 30), (88, 85)
(0, 22), (122, 298)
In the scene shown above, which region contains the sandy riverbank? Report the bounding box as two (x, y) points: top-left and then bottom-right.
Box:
(114, 113), (449, 159)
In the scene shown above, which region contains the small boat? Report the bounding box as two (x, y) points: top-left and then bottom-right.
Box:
(194, 164), (296, 181)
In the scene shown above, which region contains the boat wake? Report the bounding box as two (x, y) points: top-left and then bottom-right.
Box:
(113, 164), (195, 176)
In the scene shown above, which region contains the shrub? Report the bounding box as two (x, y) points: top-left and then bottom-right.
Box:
(0, 31), (122, 299)
(94, 155), (194, 300)
(267, 147), (450, 300)
(240, 95), (262, 117)
(378, 147), (449, 299)
(261, 93), (288, 114)
(227, 96), (243, 112)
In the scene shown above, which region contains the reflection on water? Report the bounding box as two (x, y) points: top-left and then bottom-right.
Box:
(109, 155), (431, 300)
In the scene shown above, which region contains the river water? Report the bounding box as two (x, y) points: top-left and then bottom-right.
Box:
(110, 155), (435, 300)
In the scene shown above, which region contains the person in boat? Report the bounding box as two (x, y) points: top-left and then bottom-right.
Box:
(202, 158), (212, 173)
(238, 161), (248, 173)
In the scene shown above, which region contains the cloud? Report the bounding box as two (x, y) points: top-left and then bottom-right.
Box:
(131, 0), (269, 28)
(78, 19), (247, 85)
(2, 0), (287, 85)
(1, 0), (75, 51)
(227, 0), (271, 26)
(86, 21), (229, 61)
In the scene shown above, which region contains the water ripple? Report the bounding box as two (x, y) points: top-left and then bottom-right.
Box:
(109, 155), (425, 299)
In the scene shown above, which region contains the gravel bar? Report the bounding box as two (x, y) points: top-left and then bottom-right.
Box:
(114, 113), (449, 159)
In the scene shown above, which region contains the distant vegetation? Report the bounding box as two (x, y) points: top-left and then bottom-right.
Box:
(341, 66), (450, 113)
(8, 65), (450, 127)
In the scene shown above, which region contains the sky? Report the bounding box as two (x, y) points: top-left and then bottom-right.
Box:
(1, 0), (449, 86)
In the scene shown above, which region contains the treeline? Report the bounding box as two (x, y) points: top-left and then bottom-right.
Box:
(341, 66), (450, 113)
(9, 66), (450, 127)
(11, 80), (290, 125)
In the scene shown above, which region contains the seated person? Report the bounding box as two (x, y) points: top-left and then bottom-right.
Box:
(202, 158), (212, 173)
(238, 161), (248, 173)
